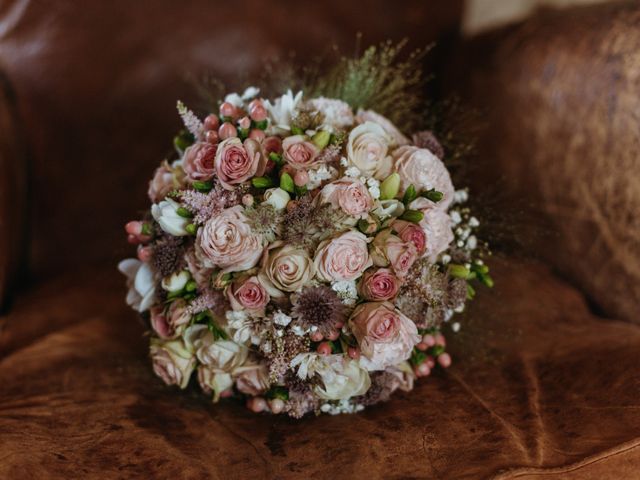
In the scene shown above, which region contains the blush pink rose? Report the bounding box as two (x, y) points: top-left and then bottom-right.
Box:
(196, 205), (263, 272)
(358, 268), (400, 301)
(319, 177), (374, 218)
(263, 136), (283, 156)
(349, 302), (420, 371)
(150, 300), (191, 339)
(392, 146), (455, 209)
(150, 339), (196, 389)
(214, 137), (265, 189)
(371, 230), (417, 278)
(282, 135), (319, 170)
(392, 219), (427, 255)
(183, 142), (217, 182)
(227, 276), (270, 313)
(148, 161), (180, 202)
(314, 231), (372, 282)
(410, 197), (454, 262)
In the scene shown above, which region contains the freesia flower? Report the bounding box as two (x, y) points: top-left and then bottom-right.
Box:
(118, 258), (156, 312)
(265, 89), (303, 133)
(152, 198), (189, 236)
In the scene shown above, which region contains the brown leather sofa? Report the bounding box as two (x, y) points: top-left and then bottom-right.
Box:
(1, 1), (638, 478)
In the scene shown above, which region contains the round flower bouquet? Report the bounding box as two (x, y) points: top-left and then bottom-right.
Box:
(119, 44), (492, 417)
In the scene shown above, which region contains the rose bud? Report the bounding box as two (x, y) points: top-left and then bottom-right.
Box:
(218, 122), (237, 140)
(238, 116), (251, 130)
(219, 101), (237, 119)
(204, 114), (220, 131)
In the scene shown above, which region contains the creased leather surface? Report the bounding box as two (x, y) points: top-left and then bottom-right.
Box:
(1, 256), (639, 479)
(445, 1), (640, 323)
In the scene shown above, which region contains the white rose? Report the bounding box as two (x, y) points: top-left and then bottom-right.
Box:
(346, 121), (393, 180)
(356, 109), (409, 146)
(259, 244), (315, 296)
(315, 355), (371, 400)
(196, 335), (249, 372)
(409, 198), (455, 262)
(118, 258), (156, 312)
(197, 366), (233, 402)
(161, 270), (190, 292)
(149, 338), (196, 389)
(151, 198), (189, 236)
(393, 146), (455, 210)
(263, 187), (290, 210)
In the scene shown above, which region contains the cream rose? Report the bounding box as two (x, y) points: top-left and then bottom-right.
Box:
(196, 335), (249, 372)
(315, 355), (371, 400)
(196, 205), (263, 272)
(346, 121), (393, 179)
(198, 366), (233, 402)
(234, 363), (270, 396)
(214, 137), (265, 189)
(319, 177), (373, 218)
(349, 302), (420, 371)
(150, 338), (196, 389)
(356, 109), (409, 146)
(148, 161), (182, 202)
(314, 230), (372, 282)
(282, 135), (320, 170)
(392, 146), (455, 210)
(259, 244), (315, 296)
(409, 197), (454, 262)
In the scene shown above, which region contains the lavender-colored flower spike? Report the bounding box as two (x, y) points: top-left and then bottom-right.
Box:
(176, 100), (204, 139)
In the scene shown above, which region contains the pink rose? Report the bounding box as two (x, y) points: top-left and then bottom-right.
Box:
(393, 146), (455, 209)
(227, 276), (270, 313)
(349, 302), (420, 371)
(183, 142), (217, 182)
(371, 230), (417, 278)
(263, 136), (283, 156)
(410, 198), (454, 262)
(150, 299), (191, 339)
(358, 268), (400, 301)
(148, 161), (180, 202)
(196, 205), (263, 272)
(356, 109), (409, 146)
(235, 363), (270, 395)
(314, 231), (372, 282)
(215, 137), (265, 189)
(319, 177), (373, 218)
(282, 135), (319, 169)
(392, 219), (427, 255)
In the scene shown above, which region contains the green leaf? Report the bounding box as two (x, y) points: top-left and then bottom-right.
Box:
(192, 181), (213, 192)
(251, 176), (275, 189)
(402, 184), (417, 205)
(280, 172), (295, 193)
(430, 345), (446, 357)
(291, 126), (305, 135)
(185, 280), (197, 293)
(173, 129), (194, 153)
(399, 209), (424, 223)
(207, 319), (228, 340)
(253, 119), (268, 130)
(268, 152), (283, 165)
(294, 185), (308, 197)
(140, 223), (153, 236)
(185, 223), (197, 235)
(449, 264), (471, 279)
(267, 386), (289, 401)
(467, 283), (476, 300)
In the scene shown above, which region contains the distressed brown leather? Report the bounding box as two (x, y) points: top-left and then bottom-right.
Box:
(1, 256), (639, 479)
(445, 1), (640, 324)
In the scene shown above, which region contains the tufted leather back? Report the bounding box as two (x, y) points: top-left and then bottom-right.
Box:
(0, 0), (463, 288)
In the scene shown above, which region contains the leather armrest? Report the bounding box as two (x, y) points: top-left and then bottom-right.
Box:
(0, 67), (27, 312)
(445, 1), (640, 323)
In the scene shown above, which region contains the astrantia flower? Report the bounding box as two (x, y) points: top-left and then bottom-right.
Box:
(291, 286), (345, 337)
(244, 203), (283, 242)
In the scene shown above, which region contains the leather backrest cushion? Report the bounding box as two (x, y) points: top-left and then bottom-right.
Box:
(0, 0), (462, 277)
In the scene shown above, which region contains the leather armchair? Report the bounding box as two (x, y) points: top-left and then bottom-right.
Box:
(1, 1), (638, 478)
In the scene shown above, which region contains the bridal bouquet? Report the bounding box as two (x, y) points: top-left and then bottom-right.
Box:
(119, 44), (492, 417)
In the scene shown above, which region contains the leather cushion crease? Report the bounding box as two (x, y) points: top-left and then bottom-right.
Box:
(1, 257), (640, 479)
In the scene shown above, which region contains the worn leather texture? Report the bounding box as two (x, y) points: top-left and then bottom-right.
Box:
(445, 1), (640, 324)
(1, 256), (640, 479)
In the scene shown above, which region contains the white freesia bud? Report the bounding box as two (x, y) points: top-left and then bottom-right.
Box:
(118, 258), (156, 312)
(263, 187), (290, 210)
(161, 270), (190, 292)
(373, 199), (405, 220)
(152, 198), (189, 236)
